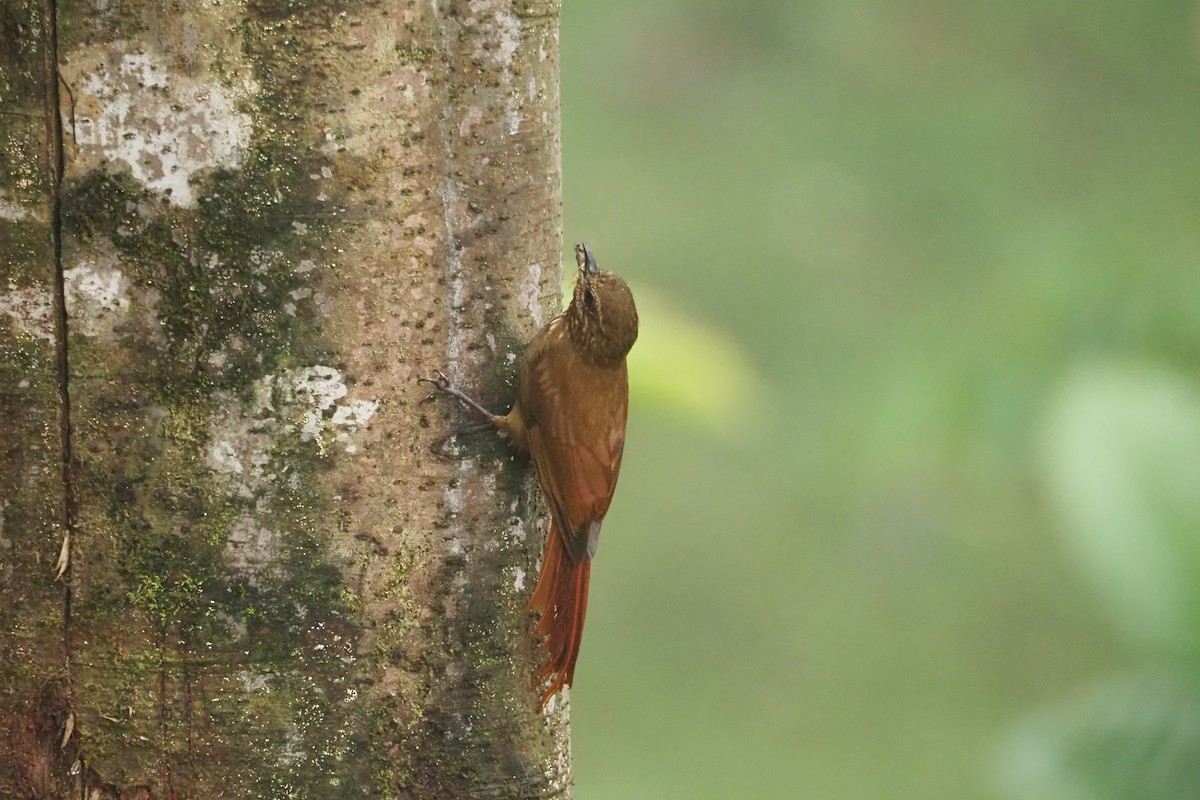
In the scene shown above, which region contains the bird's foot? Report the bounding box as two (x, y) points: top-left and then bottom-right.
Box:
(418, 370), (502, 426)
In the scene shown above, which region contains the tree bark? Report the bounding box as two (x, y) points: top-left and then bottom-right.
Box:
(1, 0), (569, 797)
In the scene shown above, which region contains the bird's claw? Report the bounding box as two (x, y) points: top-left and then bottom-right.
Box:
(418, 370), (501, 426)
(418, 370), (452, 402)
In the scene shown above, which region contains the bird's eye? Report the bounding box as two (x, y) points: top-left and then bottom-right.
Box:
(584, 289), (597, 308)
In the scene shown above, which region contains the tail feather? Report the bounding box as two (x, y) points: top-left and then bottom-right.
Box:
(529, 522), (591, 708)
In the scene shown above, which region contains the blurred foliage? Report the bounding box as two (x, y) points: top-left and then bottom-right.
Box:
(625, 287), (767, 442)
(1016, 363), (1200, 800)
(559, 1), (1200, 798)
(998, 671), (1200, 800)
(1041, 363), (1200, 658)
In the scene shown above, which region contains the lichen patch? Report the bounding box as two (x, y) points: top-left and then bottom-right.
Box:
(0, 189), (29, 221)
(208, 365), (378, 499)
(521, 263), (543, 329)
(224, 513), (283, 585)
(0, 284), (54, 343)
(71, 49), (257, 207)
(64, 239), (131, 339)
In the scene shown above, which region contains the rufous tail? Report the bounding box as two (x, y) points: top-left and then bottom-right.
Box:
(528, 522), (591, 709)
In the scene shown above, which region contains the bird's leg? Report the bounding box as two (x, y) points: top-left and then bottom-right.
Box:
(419, 371), (507, 431)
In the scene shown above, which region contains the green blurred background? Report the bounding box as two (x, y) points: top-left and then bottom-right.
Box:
(558, 2), (1200, 798)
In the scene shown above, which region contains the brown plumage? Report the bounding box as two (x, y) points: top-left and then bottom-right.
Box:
(422, 242), (638, 708)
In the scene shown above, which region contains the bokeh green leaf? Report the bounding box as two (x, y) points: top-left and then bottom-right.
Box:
(1039, 362), (1200, 656)
(998, 671), (1200, 800)
(624, 286), (765, 442)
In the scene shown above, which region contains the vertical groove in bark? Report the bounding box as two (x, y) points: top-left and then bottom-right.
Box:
(40, 0), (75, 677)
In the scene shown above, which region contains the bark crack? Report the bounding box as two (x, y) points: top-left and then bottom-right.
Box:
(41, 0), (75, 671)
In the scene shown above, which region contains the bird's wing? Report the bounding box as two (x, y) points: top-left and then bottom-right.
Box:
(522, 353), (627, 564)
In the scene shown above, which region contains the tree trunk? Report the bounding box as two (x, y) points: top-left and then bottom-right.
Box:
(1, 0), (569, 797)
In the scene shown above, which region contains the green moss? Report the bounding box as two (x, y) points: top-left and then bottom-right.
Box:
(60, 27), (338, 396)
(393, 45), (437, 65)
(0, 219), (47, 280)
(127, 572), (204, 625)
(0, 3), (42, 112)
(58, 0), (358, 665)
(370, 552), (425, 665)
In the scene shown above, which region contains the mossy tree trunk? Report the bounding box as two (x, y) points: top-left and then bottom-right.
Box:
(1, 0), (569, 797)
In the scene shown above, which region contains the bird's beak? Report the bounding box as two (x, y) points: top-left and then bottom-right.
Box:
(575, 242), (599, 276)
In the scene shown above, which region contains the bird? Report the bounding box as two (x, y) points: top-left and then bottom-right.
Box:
(421, 242), (638, 708)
